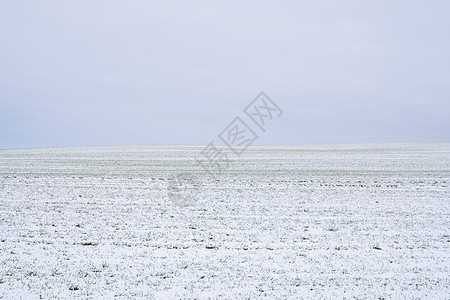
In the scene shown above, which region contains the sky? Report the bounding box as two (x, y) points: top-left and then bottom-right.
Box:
(1, 1), (449, 149)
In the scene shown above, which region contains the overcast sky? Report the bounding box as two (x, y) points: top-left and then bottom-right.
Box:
(1, 1), (449, 149)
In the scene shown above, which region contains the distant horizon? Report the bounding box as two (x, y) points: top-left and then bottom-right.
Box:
(2, 140), (450, 151)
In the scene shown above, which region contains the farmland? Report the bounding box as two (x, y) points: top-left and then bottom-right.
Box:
(0, 143), (449, 299)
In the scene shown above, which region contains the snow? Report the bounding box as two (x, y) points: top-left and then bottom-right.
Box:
(0, 143), (449, 299)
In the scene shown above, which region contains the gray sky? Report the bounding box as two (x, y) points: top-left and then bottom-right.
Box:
(1, 1), (449, 149)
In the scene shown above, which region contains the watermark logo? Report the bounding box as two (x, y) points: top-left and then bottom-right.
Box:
(167, 172), (202, 207)
(195, 141), (230, 178)
(244, 92), (283, 132)
(219, 117), (258, 156)
(167, 91), (283, 206)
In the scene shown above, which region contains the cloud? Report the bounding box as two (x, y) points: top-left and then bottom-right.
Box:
(0, 1), (449, 148)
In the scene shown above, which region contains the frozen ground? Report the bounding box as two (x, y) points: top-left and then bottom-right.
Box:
(0, 143), (449, 299)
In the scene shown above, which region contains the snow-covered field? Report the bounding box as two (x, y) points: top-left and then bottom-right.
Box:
(0, 143), (449, 299)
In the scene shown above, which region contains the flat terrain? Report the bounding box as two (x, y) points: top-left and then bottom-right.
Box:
(0, 143), (449, 299)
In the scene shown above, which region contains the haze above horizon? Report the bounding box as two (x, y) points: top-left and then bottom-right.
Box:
(1, 1), (449, 149)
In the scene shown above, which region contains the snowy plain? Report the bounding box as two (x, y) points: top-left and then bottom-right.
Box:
(0, 143), (449, 299)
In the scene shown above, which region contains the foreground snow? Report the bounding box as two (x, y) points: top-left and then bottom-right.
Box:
(0, 143), (449, 299)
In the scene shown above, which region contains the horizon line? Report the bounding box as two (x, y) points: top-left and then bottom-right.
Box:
(1, 141), (450, 151)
